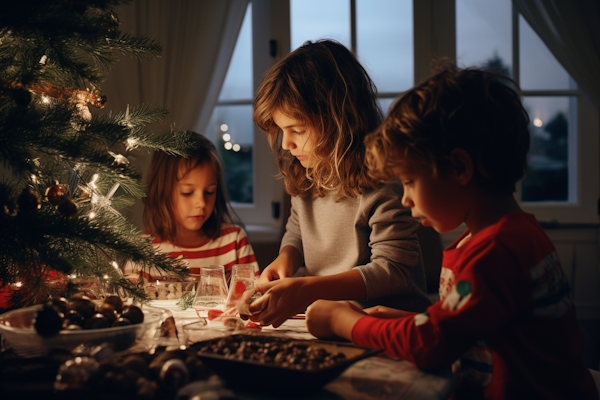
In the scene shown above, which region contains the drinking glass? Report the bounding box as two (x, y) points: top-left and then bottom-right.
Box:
(225, 264), (259, 311)
(192, 265), (228, 318)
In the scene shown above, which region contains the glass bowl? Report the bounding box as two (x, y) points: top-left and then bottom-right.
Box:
(0, 304), (162, 357)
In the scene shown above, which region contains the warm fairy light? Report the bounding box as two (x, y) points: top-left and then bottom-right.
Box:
(156, 280), (160, 285)
(126, 138), (138, 149)
(30, 174), (39, 184)
(103, 275), (109, 279)
(233, 144), (241, 152)
(220, 124), (228, 132)
(112, 261), (119, 269)
(108, 151), (129, 166)
(533, 118), (543, 127)
(39, 55), (47, 64)
(89, 211), (96, 219)
(15, 282), (22, 288)
(224, 142), (233, 150)
(222, 133), (231, 142)
(90, 173), (99, 189)
(41, 95), (50, 104)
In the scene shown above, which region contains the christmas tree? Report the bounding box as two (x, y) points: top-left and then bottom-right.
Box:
(0, 0), (194, 309)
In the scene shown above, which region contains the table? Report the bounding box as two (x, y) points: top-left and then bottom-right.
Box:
(149, 300), (456, 400)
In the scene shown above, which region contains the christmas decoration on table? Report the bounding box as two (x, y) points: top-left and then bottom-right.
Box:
(0, 0), (198, 310)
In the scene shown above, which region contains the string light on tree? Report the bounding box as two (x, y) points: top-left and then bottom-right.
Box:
(1, 1), (193, 304)
(108, 151), (130, 166)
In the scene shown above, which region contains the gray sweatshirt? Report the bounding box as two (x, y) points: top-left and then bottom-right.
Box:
(281, 180), (431, 312)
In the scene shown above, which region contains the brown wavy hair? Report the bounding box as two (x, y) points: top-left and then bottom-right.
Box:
(365, 63), (530, 194)
(143, 133), (234, 242)
(253, 39), (383, 199)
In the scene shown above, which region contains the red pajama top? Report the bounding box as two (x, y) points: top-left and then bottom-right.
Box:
(352, 211), (598, 400)
(124, 224), (258, 282)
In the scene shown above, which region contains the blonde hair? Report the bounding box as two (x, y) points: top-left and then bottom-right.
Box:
(143, 133), (234, 242)
(254, 40), (383, 199)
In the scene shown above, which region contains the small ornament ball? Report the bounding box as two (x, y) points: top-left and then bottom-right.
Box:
(45, 181), (67, 206)
(58, 197), (78, 218)
(17, 187), (41, 213)
(13, 88), (33, 106)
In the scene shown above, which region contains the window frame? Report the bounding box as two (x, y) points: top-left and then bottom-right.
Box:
(221, 0), (599, 238)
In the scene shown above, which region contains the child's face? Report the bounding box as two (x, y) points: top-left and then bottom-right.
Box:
(272, 110), (315, 168)
(393, 161), (467, 234)
(172, 162), (217, 241)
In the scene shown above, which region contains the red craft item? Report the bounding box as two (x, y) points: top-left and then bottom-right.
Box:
(244, 321), (260, 330)
(234, 281), (246, 295)
(207, 309), (224, 321)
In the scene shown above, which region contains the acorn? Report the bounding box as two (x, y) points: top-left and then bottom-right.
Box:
(103, 295), (123, 314)
(98, 303), (118, 324)
(121, 305), (144, 324)
(85, 313), (112, 330)
(113, 317), (132, 327)
(51, 295), (69, 314)
(63, 309), (85, 328)
(69, 295), (96, 319)
(34, 303), (64, 337)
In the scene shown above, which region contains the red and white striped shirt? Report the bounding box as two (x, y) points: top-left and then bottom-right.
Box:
(125, 224), (258, 282)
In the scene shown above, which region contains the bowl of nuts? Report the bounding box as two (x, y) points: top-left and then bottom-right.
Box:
(191, 334), (381, 392)
(0, 295), (162, 357)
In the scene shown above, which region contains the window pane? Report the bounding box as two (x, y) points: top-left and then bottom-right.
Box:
(356, 0), (413, 92)
(456, 0), (512, 77)
(291, 0), (350, 50)
(218, 3), (253, 101)
(519, 15), (573, 90)
(378, 97), (396, 116)
(521, 96), (576, 203)
(205, 105), (254, 204)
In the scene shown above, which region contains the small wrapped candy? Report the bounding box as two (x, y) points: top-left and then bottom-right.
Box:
(55, 357), (100, 391)
(160, 358), (189, 390)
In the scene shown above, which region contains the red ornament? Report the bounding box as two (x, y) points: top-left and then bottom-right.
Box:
(45, 182), (69, 206)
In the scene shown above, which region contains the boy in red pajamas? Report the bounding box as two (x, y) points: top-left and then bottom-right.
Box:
(305, 65), (598, 400)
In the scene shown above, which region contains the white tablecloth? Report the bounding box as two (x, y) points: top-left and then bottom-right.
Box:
(145, 300), (456, 400)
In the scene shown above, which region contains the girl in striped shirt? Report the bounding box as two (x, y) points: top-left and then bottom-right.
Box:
(125, 133), (258, 284)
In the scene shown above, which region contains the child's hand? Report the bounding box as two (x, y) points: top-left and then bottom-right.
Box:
(258, 257), (295, 284)
(363, 305), (416, 319)
(248, 277), (312, 328)
(306, 300), (366, 340)
(258, 246), (301, 284)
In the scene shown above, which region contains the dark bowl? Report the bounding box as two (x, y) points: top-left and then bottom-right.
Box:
(190, 333), (381, 393)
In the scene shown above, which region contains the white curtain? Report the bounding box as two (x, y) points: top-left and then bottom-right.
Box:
(100, 0), (250, 229)
(512, 0), (600, 109)
(102, 0), (249, 129)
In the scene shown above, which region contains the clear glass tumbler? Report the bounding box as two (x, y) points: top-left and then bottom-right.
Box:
(225, 264), (259, 311)
(192, 265), (228, 318)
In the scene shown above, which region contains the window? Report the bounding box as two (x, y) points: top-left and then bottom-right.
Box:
(203, 0), (598, 231)
(205, 4), (254, 205)
(291, 0), (413, 113)
(456, 0), (598, 223)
